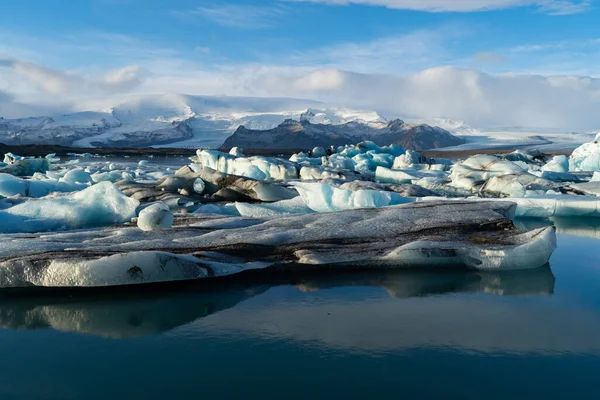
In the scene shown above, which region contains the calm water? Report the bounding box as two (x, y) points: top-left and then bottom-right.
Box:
(1, 218), (600, 399)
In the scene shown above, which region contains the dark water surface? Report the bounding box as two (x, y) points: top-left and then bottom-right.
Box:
(1, 219), (600, 399)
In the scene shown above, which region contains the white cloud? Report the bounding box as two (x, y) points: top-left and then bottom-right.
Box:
(184, 4), (286, 29)
(100, 65), (149, 92)
(290, 0), (592, 14)
(0, 58), (76, 93)
(0, 59), (148, 97)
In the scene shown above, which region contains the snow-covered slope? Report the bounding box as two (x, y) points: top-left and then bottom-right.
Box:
(0, 94), (387, 149)
(1, 93), (597, 150)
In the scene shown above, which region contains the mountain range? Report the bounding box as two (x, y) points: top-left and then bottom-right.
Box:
(221, 118), (465, 151)
(0, 93), (465, 150)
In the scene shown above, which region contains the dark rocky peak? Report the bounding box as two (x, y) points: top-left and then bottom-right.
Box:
(299, 109), (316, 121)
(386, 119), (406, 130)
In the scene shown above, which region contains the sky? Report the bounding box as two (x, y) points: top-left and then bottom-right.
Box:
(1, 0), (600, 128)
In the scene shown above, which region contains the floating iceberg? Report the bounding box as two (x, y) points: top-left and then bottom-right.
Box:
(293, 182), (414, 212)
(235, 196), (314, 218)
(137, 202), (174, 231)
(569, 134), (600, 172)
(0, 157), (50, 176)
(480, 174), (554, 198)
(0, 181), (139, 233)
(376, 166), (445, 184)
(542, 155), (569, 173)
(195, 150), (298, 180)
(0, 201), (557, 288)
(0, 173), (87, 198)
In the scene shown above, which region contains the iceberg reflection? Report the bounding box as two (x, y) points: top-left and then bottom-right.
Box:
(293, 267), (555, 298)
(0, 267), (554, 338)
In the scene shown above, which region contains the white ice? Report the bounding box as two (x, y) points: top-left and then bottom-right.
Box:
(569, 134), (600, 172)
(293, 182), (413, 212)
(195, 150), (298, 180)
(137, 202), (174, 231)
(235, 196), (314, 218)
(375, 166), (444, 184)
(0, 181), (139, 233)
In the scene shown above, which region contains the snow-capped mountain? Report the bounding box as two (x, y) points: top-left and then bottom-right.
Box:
(0, 94), (389, 148)
(221, 118), (465, 151)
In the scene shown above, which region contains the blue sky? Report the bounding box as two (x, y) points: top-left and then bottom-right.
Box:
(1, 0), (600, 127)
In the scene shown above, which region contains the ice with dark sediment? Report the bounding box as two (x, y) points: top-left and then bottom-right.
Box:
(0, 201), (556, 288)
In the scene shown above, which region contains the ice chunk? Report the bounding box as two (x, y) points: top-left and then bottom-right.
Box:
(193, 178), (205, 194)
(0, 173), (86, 198)
(195, 150), (298, 180)
(60, 168), (92, 184)
(138, 160), (149, 167)
(0, 181), (139, 233)
(540, 171), (584, 183)
(0, 174), (27, 197)
(137, 202), (174, 231)
(392, 150), (427, 168)
(570, 134), (600, 172)
(235, 196), (314, 218)
(480, 174), (554, 198)
(542, 155), (569, 173)
(376, 166), (444, 184)
(448, 155), (527, 193)
(293, 182), (413, 212)
(0, 157), (50, 176)
(451, 155), (524, 180)
(324, 154), (356, 170)
(174, 166), (298, 202)
(229, 147), (243, 157)
(299, 166), (359, 181)
(311, 147), (327, 158)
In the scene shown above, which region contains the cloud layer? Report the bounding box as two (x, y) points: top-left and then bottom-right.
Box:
(292, 0), (593, 14)
(2, 57), (600, 130)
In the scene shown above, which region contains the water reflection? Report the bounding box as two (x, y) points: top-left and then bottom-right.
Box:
(294, 268), (555, 298)
(0, 267), (555, 338)
(0, 284), (269, 339)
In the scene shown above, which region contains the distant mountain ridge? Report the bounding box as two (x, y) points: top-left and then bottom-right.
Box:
(0, 94), (391, 148)
(221, 118), (465, 151)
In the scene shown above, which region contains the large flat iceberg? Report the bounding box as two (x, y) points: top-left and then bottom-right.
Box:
(0, 201), (557, 288)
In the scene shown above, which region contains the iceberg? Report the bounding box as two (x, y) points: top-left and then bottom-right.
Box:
(542, 155), (569, 173)
(480, 174), (554, 198)
(569, 134), (600, 172)
(375, 166), (444, 184)
(0, 181), (139, 233)
(311, 146), (327, 158)
(0, 157), (50, 176)
(293, 182), (414, 212)
(137, 202), (174, 231)
(174, 166), (298, 202)
(0, 201), (557, 289)
(195, 150), (298, 180)
(0, 173), (87, 198)
(235, 196), (314, 218)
